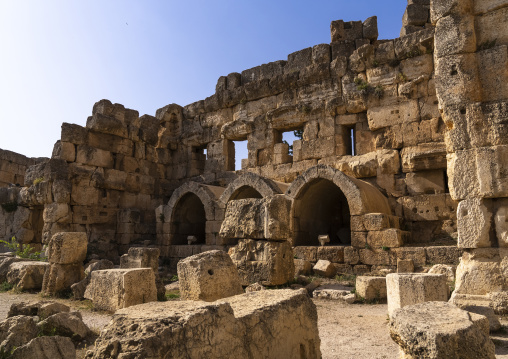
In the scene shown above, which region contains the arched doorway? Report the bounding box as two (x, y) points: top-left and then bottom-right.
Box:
(293, 179), (351, 246)
(171, 193), (206, 245)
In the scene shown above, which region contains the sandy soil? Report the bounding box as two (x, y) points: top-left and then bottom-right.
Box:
(0, 291), (507, 358)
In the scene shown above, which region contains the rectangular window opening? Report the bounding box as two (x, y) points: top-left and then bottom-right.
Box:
(233, 139), (248, 171)
(345, 126), (356, 156)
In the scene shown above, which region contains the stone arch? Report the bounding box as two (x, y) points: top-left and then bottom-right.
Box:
(286, 165), (391, 246)
(218, 172), (287, 208)
(166, 181), (225, 245)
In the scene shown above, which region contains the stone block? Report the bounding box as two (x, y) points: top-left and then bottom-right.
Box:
(178, 250), (243, 301)
(451, 249), (507, 298)
(393, 247), (426, 267)
(428, 264), (456, 282)
(401, 143), (447, 172)
(405, 170), (445, 194)
(386, 273), (449, 317)
(84, 268), (157, 311)
(367, 101), (419, 131)
(475, 7), (508, 49)
(435, 53), (481, 105)
(425, 246), (462, 265)
(367, 229), (407, 248)
(43, 203), (71, 224)
(430, 0), (473, 23)
(10, 336), (76, 359)
(355, 276), (387, 300)
(6, 261), (49, 290)
(477, 45), (508, 102)
(403, 4), (430, 26)
(90, 289), (321, 359)
(312, 260), (336, 278)
(293, 246), (317, 262)
(457, 198), (492, 248)
(220, 195), (291, 240)
(362, 16), (378, 41)
(344, 247), (359, 264)
(42, 263), (85, 296)
(434, 14), (476, 58)
(47, 232), (87, 265)
(389, 302), (495, 359)
(398, 194), (457, 221)
(359, 249), (393, 266)
(229, 240), (294, 286)
(397, 259), (414, 273)
(294, 259), (312, 276)
(76, 145), (114, 168)
(495, 198), (508, 247)
(316, 246), (344, 263)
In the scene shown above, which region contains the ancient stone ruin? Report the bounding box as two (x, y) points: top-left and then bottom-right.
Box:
(0, 0), (507, 357)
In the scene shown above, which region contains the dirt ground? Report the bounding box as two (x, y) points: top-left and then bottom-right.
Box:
(0, 291), (507, 358)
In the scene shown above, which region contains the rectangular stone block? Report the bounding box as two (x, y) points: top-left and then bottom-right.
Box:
(84, 268), (157, 312)
(316, 246), (344, 263)
(401, 143), (447, 172)
(386, 273), (449, 317)
(398, 194), (457, 221)
(356, 276), (387, 300)
(367, 101), (419, 131)
(425, 246), (462, 265)
(76, 145), (114, 168)
(367, 229), (408, 248)
(359, 249), (394, 266)
(477, 45), (508, 103)
(392, 247), (426, 267)
(405, 170), (446, 195)
(47, 232), (87, 265)
(293, 246), (317, 262)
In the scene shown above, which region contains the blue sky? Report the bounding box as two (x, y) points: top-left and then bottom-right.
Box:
(0, 1), (406, 162)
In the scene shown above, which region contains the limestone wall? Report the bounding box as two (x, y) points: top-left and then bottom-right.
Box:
(431, 0), (508, 311)
(0, 149), (43, 187)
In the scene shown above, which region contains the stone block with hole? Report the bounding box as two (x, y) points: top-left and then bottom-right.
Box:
(386, 273), (448, 317)
(356, 276), (387, 300)
(178, 250), (244, 301)
(84, 268), (157, 312)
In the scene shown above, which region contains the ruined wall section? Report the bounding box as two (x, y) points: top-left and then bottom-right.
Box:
(7, 100), (204, 261)
(177, 17), (457, 244)
(432, 0), (508, 312)
(0, 149), (44, 187)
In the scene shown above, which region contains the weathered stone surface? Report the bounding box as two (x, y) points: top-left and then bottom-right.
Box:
(6, 261), (49, 290)
(457, 198), (492, 248)
(312, 259), (336, 278)
(462, 305), (501, 332)
(397, 259), (414, 273)
(355, 276), (387, 300)
(47, 232), (87, 265)
(229, 240), (294, 286)
(90, 289), (321, 359)
(401, 143), (447, 172)
(0, 315), (38, 352)
(245, 282), (265, 293)
(495, 198), (508, 247)
(220, 196), (291, 240)
(37, 312), (91, 341)
(451, 249), (507, 299)
(41, 263), (85, 296)
(428, 264), (456, 282)
(10, 335), (76, 359)
(313, 285), (355, 303)
(386, 273), (449, 317)
(390, 302), (495, 359)
(8, 301), (70, 318)
(84, 268), (157, 311)
(178, 250), (243, 301)
(71, 259), (114, 300)
(294, 258), (313, 276)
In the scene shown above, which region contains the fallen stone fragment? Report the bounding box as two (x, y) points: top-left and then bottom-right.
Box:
(389, 301), (495, 359)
